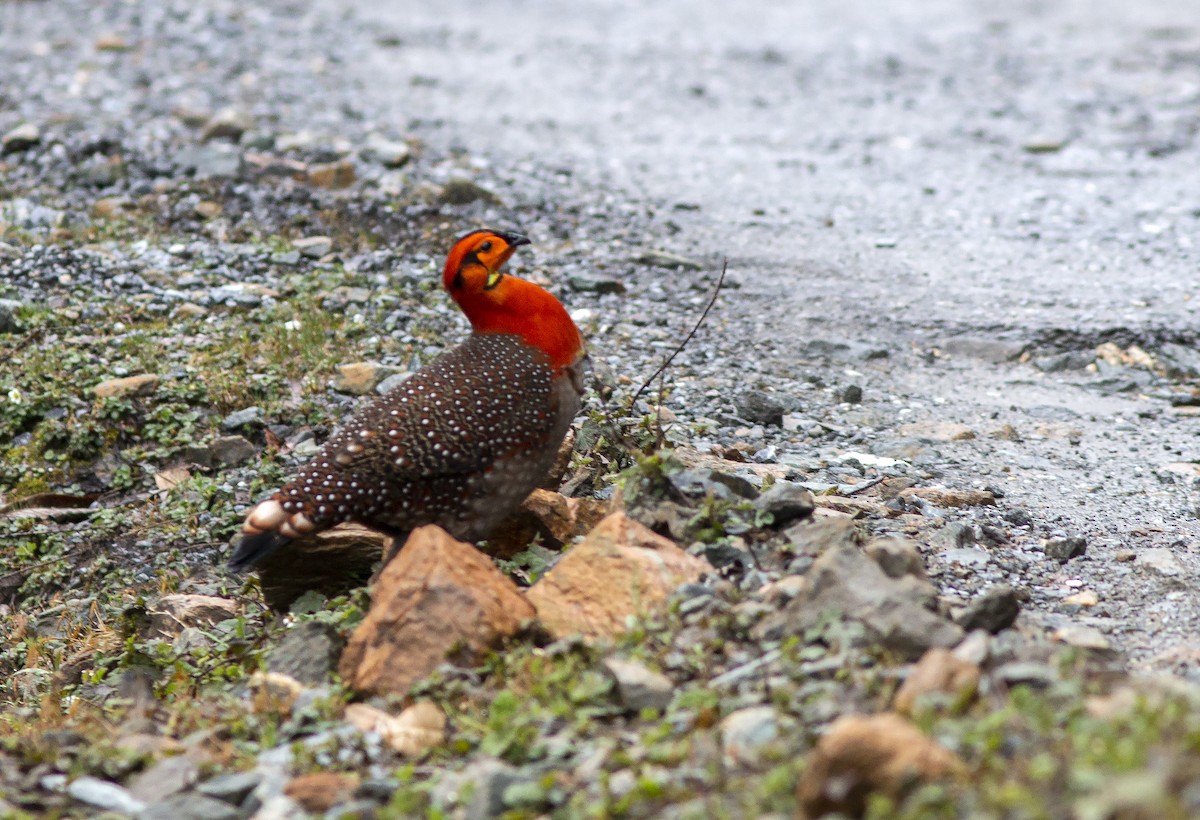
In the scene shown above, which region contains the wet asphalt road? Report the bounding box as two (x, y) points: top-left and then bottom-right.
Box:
(344, 0), (1200, 669)
(353, 0), (1200, 340)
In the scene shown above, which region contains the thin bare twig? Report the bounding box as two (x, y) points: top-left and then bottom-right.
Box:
(630, 258), (727, 408)
(844, 476), (886, 496)
(653, 371), (668, 449)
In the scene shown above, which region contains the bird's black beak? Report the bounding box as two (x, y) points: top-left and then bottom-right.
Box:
(491, 229), (531, 248)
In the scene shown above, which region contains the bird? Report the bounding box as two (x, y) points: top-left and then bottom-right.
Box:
(227, 228), (587, 572)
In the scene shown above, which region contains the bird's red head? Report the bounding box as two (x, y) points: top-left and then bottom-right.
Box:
(442, 229), (585, 372)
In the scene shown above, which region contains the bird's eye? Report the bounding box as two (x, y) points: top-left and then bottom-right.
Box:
(479, 241), (493, 253)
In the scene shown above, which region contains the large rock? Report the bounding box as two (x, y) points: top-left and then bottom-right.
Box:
(753, 541), (961, 659)
(339, 526), (535, 696)
(797, 713), (964, 818)
(526, 512), (712, 640)
(603, 658), (673, 713)
(127, 755), (199, 804)
(266, 621), (343, 685)
(254, 523), (390, 611)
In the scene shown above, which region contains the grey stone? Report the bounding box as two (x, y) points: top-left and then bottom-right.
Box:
(437, 178), (499, 206)
(137, 793), (240, 820)
(210, 435), (257, 466)
(720, 706), (781, 768)
(1033, 351), (1093, 373)
(323, 798), (383, 818)
(274, 131), (318, 152)
(67, 776), (146, 815)
(2, 122), (40, 153)
(753, 482), (814, 527)
(251, 795), (306, 819)
(709, 648), (783, 688)
(208, 284), (264, 306)
(221, 406), (264, 431)
(1044, 535), (1087, 562)
(0, 197), (65, 229)
(955, 584), (1020, 634)
(939, 337), (1029, 363)
(375, 372), (413, 394)
(734, 390), (785, 426)
(362, 133), (412, 168)
(200, 107), (253, 142)
(953, 629), (992, 666)
(754, 542), (962, 660)
(41, 729), (86, 749)
(1156, 343), (1200, 379)
(173, 144), (242, 179)
(1004, 508), (1034, 528)
(939, 548), (991, 568)
(172, 626), (211, 654)
(994, 661), (1056, 688)
(1138, 548), (1186, 579)
(502, 781), (549, 811)
(267, 622), (343, 686)
(866, 537), (927, 580)
(841, 384), (863, 404)
(668, 469), (734, 502)
(932, 521), (976, 549)
(1023, 134), (1069, 153)
(707, 470), (759, 499)
(0, 300), (23, 333)
(633, 249), (703, 270)
(1054, 623), (1112, 651)
(461, 758), (525, 820)
(293, 236), (333, 258)
(197, 771), (264, 805)
(783, 517), (861, 561)
(603, 658), (673, 712)
(567, 274), (626, 295)
(354, 779), (398, 802)
(700, 539), (753, 569)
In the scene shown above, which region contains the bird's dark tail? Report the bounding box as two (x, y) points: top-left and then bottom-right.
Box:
(227, 530), (293, 573)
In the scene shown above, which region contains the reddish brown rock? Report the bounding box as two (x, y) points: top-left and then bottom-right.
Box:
(284, 772), (358, 813)
(339, 525), (534, 696)
(899, 486), (997, 508)
(526, 512), (712, 640)
(248, 671), (304, 715)
(344, 701), (446, 756)
(896, 420), (977, 442)
(797, 713), (965, 818)
(892, 647), (981, 715)
(484, 488), (610, 558)
(93, 374), (159, 399)
(306, 159), (356, 189)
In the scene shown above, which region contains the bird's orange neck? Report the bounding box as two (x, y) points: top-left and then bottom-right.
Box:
(451, 276), (585, 372)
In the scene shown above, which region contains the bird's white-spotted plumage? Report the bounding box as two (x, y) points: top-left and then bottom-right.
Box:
(250, 333), (582, 545)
